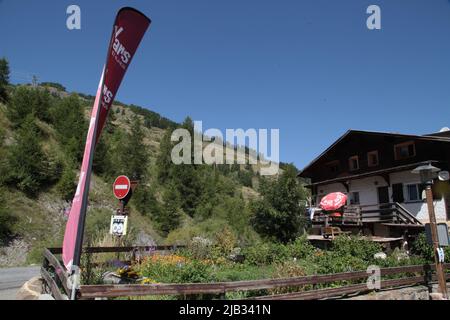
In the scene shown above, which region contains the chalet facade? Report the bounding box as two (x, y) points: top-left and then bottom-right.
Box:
(299, 130), (450, 224)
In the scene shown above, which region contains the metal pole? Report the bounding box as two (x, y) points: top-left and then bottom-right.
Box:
(425, 185), (448, 299)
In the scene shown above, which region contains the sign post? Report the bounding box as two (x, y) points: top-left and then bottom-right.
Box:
(111, 176), (138, 236)
(113, 175), (131, 200)
(111, 175), (131, 238)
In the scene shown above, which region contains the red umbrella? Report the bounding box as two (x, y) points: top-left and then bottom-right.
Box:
(320, 192), (347, 211)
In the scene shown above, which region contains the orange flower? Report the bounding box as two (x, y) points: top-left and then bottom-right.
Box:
(142, 254), (189, 266)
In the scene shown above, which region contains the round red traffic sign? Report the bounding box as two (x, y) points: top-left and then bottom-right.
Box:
(113, 175), (131, 200)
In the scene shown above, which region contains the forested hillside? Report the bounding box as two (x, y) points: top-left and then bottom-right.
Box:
(0, 58), (308, 266)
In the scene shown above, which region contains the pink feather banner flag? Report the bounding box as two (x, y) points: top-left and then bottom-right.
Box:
(62, 7), (151, 273)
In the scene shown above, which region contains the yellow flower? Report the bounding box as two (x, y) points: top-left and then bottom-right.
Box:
(143, 254), (189, 266)
(141, 277), (157, 284)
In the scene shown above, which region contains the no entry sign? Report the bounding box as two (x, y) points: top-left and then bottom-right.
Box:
(113, 175), (131, 200)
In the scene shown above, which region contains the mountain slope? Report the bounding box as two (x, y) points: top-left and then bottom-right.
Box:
(0, 83), (264, 266)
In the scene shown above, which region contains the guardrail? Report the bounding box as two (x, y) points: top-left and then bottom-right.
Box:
(41, 246), (449, 300)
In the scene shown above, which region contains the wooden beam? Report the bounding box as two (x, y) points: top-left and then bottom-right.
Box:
(43, 248), (69, 295)
(47, 245), (185, 255)
(250, 276), (427, 300)
(41, 267), (67, 300)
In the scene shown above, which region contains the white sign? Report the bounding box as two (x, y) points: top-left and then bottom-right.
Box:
(437, 248), (445, 263)
(110, 215), (128, 236)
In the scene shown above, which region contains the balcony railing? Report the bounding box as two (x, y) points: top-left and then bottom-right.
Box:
(309, 202), (423, 226)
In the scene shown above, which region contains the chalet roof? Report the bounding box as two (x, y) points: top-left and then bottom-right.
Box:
(305, 160), (441, 188)
(425, 130), (450, 138)
(298, 130), (450, 178)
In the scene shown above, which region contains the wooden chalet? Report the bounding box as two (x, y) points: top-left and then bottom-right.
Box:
(298, 129), (450, 244)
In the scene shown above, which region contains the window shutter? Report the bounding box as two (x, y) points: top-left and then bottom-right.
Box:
(392, 183), (404, 203)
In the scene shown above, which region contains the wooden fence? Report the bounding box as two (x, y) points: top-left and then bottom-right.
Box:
(41, 246), (449, 300)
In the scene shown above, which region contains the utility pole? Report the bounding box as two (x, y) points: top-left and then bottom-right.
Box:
(425, 185), (448, 299)
(413, 163), (448, 299)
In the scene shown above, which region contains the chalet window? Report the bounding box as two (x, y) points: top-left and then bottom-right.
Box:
(350, 192), (360, 205)
(326, 161), (340, 174)
(367, 150), (379, 167)
(407, 184), (419, 201)
(394, 141), (416, 160)
(392, 183), (404, 203)
(348, 156), (359, 171)
(407, 184), (425, 202)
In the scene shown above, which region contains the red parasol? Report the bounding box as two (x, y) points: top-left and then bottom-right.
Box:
(319, 192), (348, 211)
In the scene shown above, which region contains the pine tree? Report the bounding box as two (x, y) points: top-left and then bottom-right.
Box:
(132, 185), (161, 217)
(156, 129), (173, 183)
(0, 57), (10, 102)
(7, 115), (49, 196)
(51, 94), (87, 164)
(93, 135), (110, 176)
(123, 116), (148, 180)
(93, 107), (115, 176)
(158, 184), (181, 234)
(171, 163), (203, 217)
(7, 86), (52, 127)
(105, 129), (128, 179)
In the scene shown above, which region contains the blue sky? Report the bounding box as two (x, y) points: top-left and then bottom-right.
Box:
(1, 0), (450, 169)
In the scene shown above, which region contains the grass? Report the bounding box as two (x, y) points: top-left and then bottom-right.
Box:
(213, 263), (275, 282)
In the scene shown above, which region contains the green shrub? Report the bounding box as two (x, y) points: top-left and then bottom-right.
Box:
(270, 260), (308, 294)
(137, 254), (214, 283)
(214, 264), (274, 282)
(186, 236), (214, 260)
(40, 82), (66, 92)
(211, 225), (237, 259)
(242, 242), (290, 266)
(331, 235), (382, 262)
(80, 249), (107, 285)
(57, 165), (76, 201)
(0, 191), (15, 245)
(411, 232), (434, 262)
(251, 165), (307, 243)
(178, 260), (214, 283)
(287, 235), (316, 260)
(312, 251), (367, 274)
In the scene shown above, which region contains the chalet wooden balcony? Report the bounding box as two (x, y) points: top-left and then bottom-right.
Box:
(309, 202), (423, 226)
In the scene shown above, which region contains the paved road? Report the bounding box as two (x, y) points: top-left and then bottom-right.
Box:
(0, 266), (40, 300)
